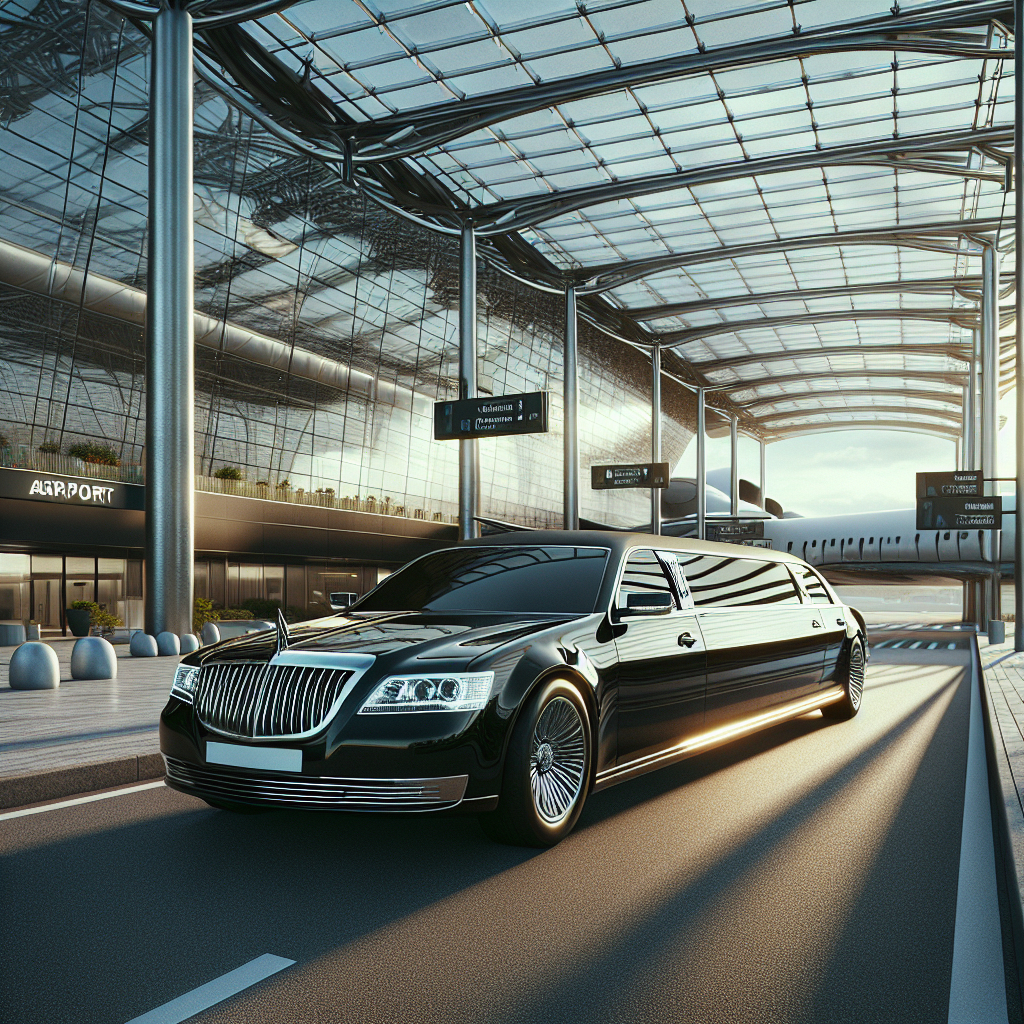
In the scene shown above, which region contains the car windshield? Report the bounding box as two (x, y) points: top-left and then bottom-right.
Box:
(351, 546), (610, 614)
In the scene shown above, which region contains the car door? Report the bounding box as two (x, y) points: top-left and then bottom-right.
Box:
(672, 551), (826, 728)
(612, 548), (707, 765)
(791, 563), (845, 684)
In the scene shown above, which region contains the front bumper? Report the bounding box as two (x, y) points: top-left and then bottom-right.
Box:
(164, 755), (472, 811)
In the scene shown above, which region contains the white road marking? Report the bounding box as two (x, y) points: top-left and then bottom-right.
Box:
(125, 954), (295, 1024)
(0, 781), (165, 822)
(947, 654), (1008, 1023)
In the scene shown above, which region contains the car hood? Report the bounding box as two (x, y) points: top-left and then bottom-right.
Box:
(197, 612), (576, 665)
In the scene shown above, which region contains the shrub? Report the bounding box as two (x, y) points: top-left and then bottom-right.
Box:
(67, 441), (120, 466)
(276, 479), (290, 490)
(193, 596), (217, 634)
(214, 607), (257, 620)
(241, 597), (282, 619)
(214, 466), (243, 480)
(37, 442), (60, 454)
(70, 600), (123, 631)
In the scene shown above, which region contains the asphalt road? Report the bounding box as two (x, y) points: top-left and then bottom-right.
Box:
(0, 634), (1014, 1024)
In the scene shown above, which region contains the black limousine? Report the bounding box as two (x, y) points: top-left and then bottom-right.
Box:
(160, 531), (866, 846)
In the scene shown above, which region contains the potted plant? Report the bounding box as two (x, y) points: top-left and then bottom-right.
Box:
(65, 600), (94, 637)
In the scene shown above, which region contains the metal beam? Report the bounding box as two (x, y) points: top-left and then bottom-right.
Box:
(982, 243), (1000, 623)
(692, 343), (970, 373)
(1017, 0), (1023, 649)
(755, 404), (963, 425)
(576, 218), (1002, 295)
(759, 440), (766, 511)
(696, 387), (706, 541)
(564, 284), (579, 531)
(737, 387), (964, 412)
(459, 222), (479, 541)
(730, 415), (739, 517)
(350, 1), (1009, 160)
(719, 368), (968, 393)
(625, 276), (998, 320)
(652, 344), (662, 536)
(475, 127), (1011, 234)
(658, 309), (981, 348)
(145, 5), (194, 639)
(765, 420), (962, 440)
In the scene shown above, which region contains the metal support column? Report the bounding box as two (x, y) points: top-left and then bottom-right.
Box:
(759, 439), (766, 510)
(564, 285), (579, 531)
(651, 344), (662, 536)
(972, 328), (982, 472)
(458, 222), (479, 541)
(962, 383), (973, 470)
(983, 243), (1001, 623)
(145, 5), (194, 637)
(1016, 0), (1024, 648)
(729, 415), (739, 516)
(696, 387), (706, 541)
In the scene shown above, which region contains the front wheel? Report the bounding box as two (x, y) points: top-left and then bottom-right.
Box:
(480, 677), (592, 847)
(822, 635), (865, 720)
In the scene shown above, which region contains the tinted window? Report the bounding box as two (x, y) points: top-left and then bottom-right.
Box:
(675, 554), (801, 606)
(794, 565), (833, 605)
(351, 546), (609, 614)
(616, 549), (677, 609)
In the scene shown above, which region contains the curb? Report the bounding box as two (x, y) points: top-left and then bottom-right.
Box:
(0, 752), (165, 810)
(977, 637), (1024, 1004)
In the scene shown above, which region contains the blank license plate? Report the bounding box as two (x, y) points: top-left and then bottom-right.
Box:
(206, 741), (302, 773)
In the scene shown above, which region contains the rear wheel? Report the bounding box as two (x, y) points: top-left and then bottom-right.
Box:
(480, 677), (592, 847)
(822, 635), (865, 720)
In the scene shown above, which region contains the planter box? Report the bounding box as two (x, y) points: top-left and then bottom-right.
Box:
(65, 608), (92, 637)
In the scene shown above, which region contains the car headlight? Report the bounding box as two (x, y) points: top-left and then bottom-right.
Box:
(170, 664), (200, 703)
(358, 672), (494, 714)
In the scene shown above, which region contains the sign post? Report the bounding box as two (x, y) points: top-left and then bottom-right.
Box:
(590, 463), (670, 490)
(434, 392), (548, 441)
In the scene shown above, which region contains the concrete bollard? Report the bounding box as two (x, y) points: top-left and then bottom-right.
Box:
(200, 622), (221, 646)
(179, 633), (200, 654)
(9, 642), (60, 689)
(988, 619), (1006, 644)
(156, 631), (181, 657)
(130, 632), (158, 657)
(70, 636), (118, 680)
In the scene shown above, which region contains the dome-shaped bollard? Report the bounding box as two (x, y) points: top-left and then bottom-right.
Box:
(70, 636), (117, 680)
(179, 633), (200, 654)
(129, 631), (158, 658)
(9, 642), (60, 690)
(156, 631), (180, 657)
(201, 622), (221, 646)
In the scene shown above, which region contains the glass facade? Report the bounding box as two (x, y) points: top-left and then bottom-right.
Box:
(0, 0), (696, 542)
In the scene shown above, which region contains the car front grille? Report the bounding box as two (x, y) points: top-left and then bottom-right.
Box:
(194, 662), (353, 739)
(164, 756), (468, 810)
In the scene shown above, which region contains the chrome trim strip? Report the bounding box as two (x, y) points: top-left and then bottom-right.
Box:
(594, 685), (846, 791)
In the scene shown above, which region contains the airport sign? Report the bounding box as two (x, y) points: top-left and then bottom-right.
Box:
(915, 494), (1000, 529)
(591, 462), (670, 489)
(434, 392), (549, 440)
(0, 466), (144, 510)
(916, 470), (982, 497)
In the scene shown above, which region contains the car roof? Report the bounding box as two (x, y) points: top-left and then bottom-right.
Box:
(461, 529), (807, 567)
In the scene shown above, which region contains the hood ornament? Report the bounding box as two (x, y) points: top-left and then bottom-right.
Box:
(276, 606), (290, 654)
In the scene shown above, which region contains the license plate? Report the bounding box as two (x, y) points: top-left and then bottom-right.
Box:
(206, 741), (302, 773)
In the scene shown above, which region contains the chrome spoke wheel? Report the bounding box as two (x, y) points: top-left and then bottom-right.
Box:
(848, 641), (865, 709)
(529, 696), (586, 824)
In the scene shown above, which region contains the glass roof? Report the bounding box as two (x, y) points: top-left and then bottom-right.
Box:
(45, 0), (1024, 439)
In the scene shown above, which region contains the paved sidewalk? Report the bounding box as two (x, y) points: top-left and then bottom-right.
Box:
(0, 639), (177, 808)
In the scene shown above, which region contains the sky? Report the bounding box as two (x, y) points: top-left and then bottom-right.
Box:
(673, 391), (1018, 518)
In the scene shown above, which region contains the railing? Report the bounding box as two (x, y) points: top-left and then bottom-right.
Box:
(0, 445), (566, 529)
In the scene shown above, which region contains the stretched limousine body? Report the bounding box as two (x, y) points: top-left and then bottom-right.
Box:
(160, 531), (867, 846)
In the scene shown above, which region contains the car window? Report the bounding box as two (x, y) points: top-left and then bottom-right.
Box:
(674, 553), (802, 607)
(616, 549), (678, 610)
(794, 565), (833, 605)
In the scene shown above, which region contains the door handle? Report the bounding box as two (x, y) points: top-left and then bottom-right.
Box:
(836, 618), (845, 627)
(811, 620), (823, 629)
(678, 632), (697, 648)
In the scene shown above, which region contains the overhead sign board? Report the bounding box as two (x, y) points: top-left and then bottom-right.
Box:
(916, 495), (1001, 530)
(434, 392), (548, 441)
(590, 462), (670, 490)
(705, 520), (765, 542)
(0, 467), (144, 510)
(916, 470), (982, 497)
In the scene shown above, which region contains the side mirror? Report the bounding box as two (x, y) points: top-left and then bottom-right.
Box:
(624, 592), (673, 616)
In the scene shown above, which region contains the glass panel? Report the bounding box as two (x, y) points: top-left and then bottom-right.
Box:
(616, 548), (677, 608)
(677, 554), (802, 606)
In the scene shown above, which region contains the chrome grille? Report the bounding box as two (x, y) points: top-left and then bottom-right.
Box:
(164, 757), (468, 809)
(194, 662), (353, 738)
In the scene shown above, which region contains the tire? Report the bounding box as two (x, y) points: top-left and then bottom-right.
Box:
(822, 635), (865, 721)
(480, 677), (592, 847)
